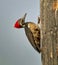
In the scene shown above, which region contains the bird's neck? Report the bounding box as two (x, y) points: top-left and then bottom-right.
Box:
(22, 23), (25, 28)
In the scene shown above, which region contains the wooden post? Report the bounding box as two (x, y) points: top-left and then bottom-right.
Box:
(40, 0), (58, 65)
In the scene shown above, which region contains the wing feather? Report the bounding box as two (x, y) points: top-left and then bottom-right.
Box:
(24, 22), (40, 53)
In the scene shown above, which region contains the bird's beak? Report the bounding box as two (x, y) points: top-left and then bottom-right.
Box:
(22, 13), (27, 21)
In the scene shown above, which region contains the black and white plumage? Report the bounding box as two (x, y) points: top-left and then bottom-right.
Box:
(14, 13), (41, 53)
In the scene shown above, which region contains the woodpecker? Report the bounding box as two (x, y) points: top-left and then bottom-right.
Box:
(14, 13), (41, 53)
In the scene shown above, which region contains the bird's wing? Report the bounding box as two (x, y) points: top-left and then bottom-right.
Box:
(24, 23), (40, 52)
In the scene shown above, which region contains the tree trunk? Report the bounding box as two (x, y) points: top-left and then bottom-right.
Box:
(40, 0), (58, 65)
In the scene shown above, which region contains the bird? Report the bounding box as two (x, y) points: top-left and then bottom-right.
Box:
(14, 13), (41, 53)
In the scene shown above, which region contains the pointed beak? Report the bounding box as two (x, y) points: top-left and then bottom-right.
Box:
(22, 13), (27, 21)
(14, 21), (21, 28)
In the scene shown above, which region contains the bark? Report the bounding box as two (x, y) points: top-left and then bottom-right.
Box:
(40, 0), (58, 65)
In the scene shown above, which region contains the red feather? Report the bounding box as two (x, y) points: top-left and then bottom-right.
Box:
(14, 21), (21, 28)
